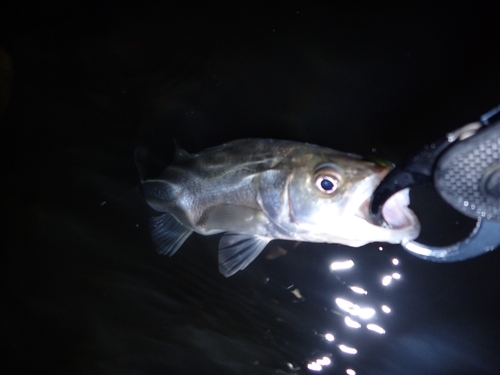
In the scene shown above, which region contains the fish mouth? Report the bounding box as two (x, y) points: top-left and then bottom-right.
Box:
(357, 188), (420, 241)
(380, 189), (416, 229)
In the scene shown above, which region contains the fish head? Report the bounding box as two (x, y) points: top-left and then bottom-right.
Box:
(281, 148), (420, 246)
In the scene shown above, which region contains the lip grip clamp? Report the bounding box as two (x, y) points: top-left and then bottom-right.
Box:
(370, 105), (500, 262)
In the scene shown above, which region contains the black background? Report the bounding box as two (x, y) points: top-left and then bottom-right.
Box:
(1, 1), (500, 374)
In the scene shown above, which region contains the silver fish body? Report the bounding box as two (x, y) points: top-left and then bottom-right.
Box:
(137, 139), (420, 276)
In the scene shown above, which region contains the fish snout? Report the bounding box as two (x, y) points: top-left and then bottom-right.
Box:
(372, 164), (392, 183)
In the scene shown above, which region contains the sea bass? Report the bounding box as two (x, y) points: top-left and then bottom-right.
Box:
(136, 139), (420, 277)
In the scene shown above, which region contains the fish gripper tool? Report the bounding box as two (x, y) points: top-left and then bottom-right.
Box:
(370, 104), (500, 262)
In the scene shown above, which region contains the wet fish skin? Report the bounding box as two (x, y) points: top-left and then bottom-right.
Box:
(137, 139), (420, 277)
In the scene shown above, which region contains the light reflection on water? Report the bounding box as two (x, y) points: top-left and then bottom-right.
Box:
(348, 286), (367, 294)
(330, 260), (355, 270)
(338, 344), (358, 354)
(324, 333), (335, 342)
(382, 275), (393, 286)
(367, 323), (386, 334)
(306, 254), (402, 373)
(307, 356), (332, 371)
(344, 316), (362, 328)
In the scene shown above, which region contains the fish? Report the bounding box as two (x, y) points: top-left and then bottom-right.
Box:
(136, 139), (420, 277)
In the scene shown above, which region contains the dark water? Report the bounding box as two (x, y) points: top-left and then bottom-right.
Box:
(2, 2), (500, 374)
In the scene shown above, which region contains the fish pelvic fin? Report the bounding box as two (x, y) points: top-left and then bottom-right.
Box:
(150, 213), (193, 256)
(218, 233), (271, 277)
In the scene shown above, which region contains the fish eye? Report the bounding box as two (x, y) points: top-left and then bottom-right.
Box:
(314, 164), (342, 194)
(315, 175), (339, 193)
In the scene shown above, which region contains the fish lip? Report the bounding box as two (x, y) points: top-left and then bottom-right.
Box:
(357, 188), (417, 230)
(381, 188), (418, 229)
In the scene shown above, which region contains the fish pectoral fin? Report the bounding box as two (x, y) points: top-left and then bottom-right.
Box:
(203, 204), (265, 232)
(150, 213), (193, 256)
(218, 233), (271, 277)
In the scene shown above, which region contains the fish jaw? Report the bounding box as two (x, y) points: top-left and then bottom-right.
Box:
(380, 188), (418, 229)
(334, 167), (421, 246)
(314, 186), (420, 247)
(303, 188), (420, 248)
(350, 187), (420, 246)
(329, 167), (420, 246)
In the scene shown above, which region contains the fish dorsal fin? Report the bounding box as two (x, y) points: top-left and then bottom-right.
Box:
(173, 139), (192, 161)
(218, 233), (271, 277)
(150, 213), (193, 256)
(134, 147), (149, 181)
